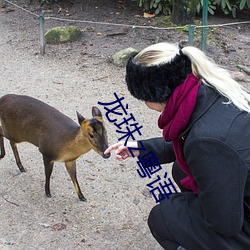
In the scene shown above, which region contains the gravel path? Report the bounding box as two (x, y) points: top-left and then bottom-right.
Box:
(0, 1), (249, 249)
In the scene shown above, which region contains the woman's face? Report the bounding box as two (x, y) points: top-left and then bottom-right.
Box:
(145, 102), (166, 112)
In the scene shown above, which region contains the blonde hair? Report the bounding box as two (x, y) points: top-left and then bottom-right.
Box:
(134, 42), (250, 113)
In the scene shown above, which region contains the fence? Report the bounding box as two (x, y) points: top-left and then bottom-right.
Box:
(2, 0), (250, 55)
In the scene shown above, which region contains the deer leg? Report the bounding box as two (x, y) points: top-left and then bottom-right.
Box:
(0, 137), (5, 159)
(65, 161), (86, 202)
(0, 127), (5, 159)
(43, 155), (54, 198)
(10, 141), (25, 172)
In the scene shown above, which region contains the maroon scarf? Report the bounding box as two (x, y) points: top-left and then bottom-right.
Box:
(158, 73), (200, 194)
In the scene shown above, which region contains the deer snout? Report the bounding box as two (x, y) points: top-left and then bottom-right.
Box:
(102, 152), (111, 159)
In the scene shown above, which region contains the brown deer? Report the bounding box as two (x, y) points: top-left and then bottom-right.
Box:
(0, 94), (110, 201)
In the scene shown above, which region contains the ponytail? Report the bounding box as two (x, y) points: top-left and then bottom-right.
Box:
(182, 46), (250, 112)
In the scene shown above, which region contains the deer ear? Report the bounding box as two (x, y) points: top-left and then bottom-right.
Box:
(92, 106), (102, 118)
(76, 111), (85, 125)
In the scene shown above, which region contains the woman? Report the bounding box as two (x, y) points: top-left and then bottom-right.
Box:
(104, 42), (250, 250)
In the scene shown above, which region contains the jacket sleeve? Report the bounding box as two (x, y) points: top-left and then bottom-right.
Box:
(139, 137), (176, 164)
(185, 136), (248, 237)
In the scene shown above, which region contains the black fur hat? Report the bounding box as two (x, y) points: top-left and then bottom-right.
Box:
(125, 52), (192, 103)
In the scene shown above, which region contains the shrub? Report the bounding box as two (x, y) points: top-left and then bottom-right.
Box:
(136, 0), (250, 17)
(135, 0), (172, 15)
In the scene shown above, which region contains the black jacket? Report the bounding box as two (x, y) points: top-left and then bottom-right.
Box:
(140, 84), (250, 249)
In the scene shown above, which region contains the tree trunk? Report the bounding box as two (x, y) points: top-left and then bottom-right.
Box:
(171, 0), (198, 25)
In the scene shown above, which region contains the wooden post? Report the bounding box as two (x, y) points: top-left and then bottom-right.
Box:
(188, 25), (195, 46)
(39, 11), (45, 55)
(202, 0), (208, 51)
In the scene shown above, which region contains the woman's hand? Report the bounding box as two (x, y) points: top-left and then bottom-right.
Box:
(104, 141), (139, 160)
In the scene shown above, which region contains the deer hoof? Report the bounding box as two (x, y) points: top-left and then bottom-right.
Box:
(46, 193), (52, 198)
(79, 196), (87, 202)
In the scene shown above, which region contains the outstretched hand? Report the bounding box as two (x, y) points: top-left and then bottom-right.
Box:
(104, 141), (139, 160)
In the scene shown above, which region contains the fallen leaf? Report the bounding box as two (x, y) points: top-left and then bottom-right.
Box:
(143, 12), (155, 18)
(51, 223), (67, 231)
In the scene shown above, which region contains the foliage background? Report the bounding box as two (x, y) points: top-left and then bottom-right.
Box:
(38, 0), (250, 18)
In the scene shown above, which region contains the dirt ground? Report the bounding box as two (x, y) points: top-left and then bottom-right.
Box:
(0, 0), (249, 249)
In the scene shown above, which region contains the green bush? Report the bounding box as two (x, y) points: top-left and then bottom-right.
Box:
(196, 0), (216, 15)
(135, 0), (172, 15)
(212, 0), (250, 17)
(136, 0), (250, 17)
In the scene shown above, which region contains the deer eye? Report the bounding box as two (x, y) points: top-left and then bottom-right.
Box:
(89, 133), (94, 139)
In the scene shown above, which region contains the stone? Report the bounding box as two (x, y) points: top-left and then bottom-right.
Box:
(45, 26), (82, 44)
(112, 47), (138, 67)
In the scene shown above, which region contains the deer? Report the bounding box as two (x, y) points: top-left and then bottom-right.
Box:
(0, 94), (111, 202)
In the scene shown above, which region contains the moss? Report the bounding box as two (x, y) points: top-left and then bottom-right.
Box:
(152, 16), (172, 27)
(152, 16), (198, 32)
(45, 26), (82, 44)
